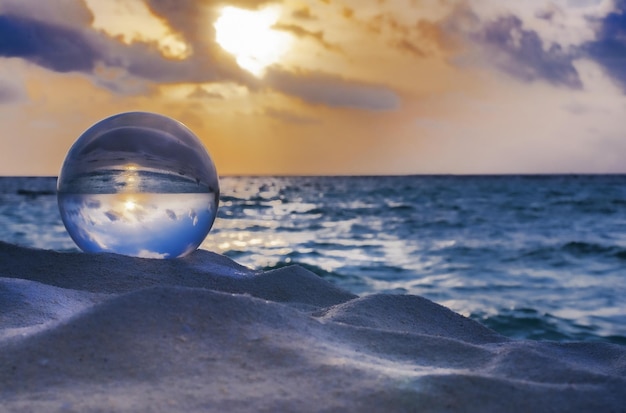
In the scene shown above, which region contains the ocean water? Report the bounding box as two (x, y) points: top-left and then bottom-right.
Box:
(1, 175), (625, 344)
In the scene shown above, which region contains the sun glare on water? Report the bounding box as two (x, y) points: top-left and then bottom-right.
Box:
(214, 6), (292, 77)
(124, 199), (137, 212)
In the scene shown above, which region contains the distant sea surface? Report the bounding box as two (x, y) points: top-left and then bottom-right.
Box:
(1, 175), (625, 345)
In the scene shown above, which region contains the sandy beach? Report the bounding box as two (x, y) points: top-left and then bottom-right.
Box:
(1, 241), (625, 412)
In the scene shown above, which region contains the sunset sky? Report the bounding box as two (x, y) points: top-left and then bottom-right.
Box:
(0, 0), (625, 176)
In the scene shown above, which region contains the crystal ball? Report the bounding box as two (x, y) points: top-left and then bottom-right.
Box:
(57, 112), (219, 258)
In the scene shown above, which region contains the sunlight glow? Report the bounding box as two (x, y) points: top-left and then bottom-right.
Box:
(124, 199), (137, 211)
(214, 6), (293, 77)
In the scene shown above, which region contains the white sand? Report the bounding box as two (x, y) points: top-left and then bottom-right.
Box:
(1, 241), (624, 412)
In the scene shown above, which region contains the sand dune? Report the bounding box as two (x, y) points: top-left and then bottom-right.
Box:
(1, 241), (624, 412)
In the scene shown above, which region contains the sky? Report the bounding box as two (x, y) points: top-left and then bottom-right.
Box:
(0, 0), (625, 176)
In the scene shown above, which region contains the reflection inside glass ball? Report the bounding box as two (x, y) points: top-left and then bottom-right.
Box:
(57, 112), (219, 258)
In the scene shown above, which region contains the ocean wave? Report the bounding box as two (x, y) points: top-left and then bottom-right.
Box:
(472, 307), (626, 345)
(561, 241), (626, 259)
(0, 176), (57, 195)
(519, 241), (626, 261)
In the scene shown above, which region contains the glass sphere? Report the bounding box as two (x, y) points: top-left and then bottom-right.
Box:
(57, 112), (219, 258)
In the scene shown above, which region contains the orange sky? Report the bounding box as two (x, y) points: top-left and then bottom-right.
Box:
(1, 0), (625, 175)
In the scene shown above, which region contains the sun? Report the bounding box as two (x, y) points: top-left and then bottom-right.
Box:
(214, 5), (293, 77)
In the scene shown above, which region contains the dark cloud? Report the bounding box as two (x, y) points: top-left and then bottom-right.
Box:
(471, 15), (582, 88)
(366, 13), (409, 36)
(144, 0), (212, 42)
(0, 14), (97, 72)
(443, 2), (626, 92)
(362, 13), (452, 59)
(394, 38), (428, 58)
(103, 42), (220, 84)
(585, 0), (626, 90)
(0, 12), (229, 92)
(267, 70), (400, 111)
(146, 0), (272, 34)
(292, 7), (316, 20)
(275, 23), (341, 52)
(0, 0), (93, 28)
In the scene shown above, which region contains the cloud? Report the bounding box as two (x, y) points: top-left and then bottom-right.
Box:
(0, 0), (403, 111)
(90, 64), (152, 95)
(100, 41), (219, 84)
(451, 11), (582, 88)
(263, 108), (320, 124)
(267, 70), (400, 111)
(480, 15), (582, 87)
(0, 11), (227, 93)
(187, 86), (225, 100)
(357, 12), (454, 59)
(5, 0), (620, 118)
(275, 23), (341, 52)
(441, 0), (626, 91)
(465, 0), (609, 50)
(145, 0), (272, 40)
(291, 7), (316, 20)
(0, 0), (93, 28)
(585, 0), (626, 90)
(144, 0), (212, 42)
(0, 15), (97, 73)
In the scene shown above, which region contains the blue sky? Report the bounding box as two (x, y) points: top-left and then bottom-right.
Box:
(0, 0), (625, 175)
